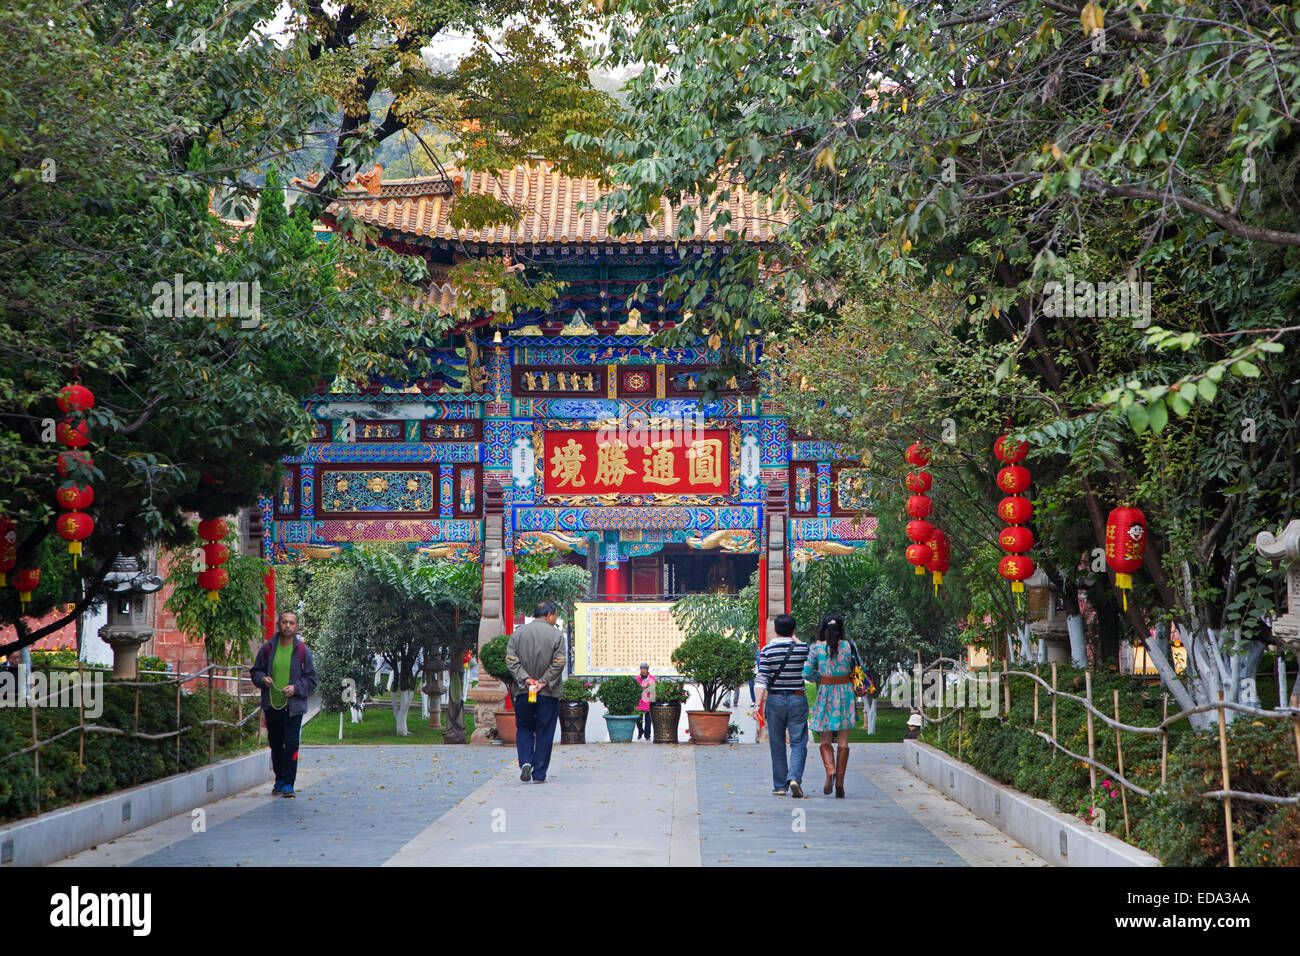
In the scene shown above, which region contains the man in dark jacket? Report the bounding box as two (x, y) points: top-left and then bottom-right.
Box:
(505, 601), (566, 783)
(250, 611), (319, 797)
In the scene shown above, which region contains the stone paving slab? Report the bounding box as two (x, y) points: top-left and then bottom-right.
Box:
(694, 743), (971, 866)
(105, 746), (508, 867)
(52, 741), (1044, 868)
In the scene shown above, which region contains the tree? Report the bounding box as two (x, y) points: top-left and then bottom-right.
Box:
(583, 0), (1300, 723)
(163, 526), (268, 668)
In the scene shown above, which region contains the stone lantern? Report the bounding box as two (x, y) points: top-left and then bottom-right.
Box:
(1026, 567), (1071, 663)
(97, 554), (164, 680)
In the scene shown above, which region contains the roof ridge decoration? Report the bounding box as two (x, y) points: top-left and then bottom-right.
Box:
(322, 162), (787, 248)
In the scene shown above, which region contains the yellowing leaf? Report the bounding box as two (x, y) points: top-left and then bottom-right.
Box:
(1080, 2), (1104, 35)
(1051, 143), (1063, 161)
(1139, 67), (1150, 87)
(894, 8), (908, 30)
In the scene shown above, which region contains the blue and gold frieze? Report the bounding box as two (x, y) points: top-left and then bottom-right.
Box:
(308, 398), (485, 417)
(299, 466), (315, 518)
(791, 440), (854, 461)
(319, 469), (438, 515)
(287, 443), (479, 464)
(789, 517), (878, 542)
(758, 419), (789, 466)
(513, 341), (755, 366)
(515, 505), (760, 533)
(817, 463), (832, 516)
(438, 465), (454, 517)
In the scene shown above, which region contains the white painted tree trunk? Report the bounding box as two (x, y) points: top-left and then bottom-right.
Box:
(866, 696), (878, 735)
(350, 704), (364, 723)
(1019, 623), (1034, 662)
(1066, 614), (1088, 668)
(391, 689), (414, 736)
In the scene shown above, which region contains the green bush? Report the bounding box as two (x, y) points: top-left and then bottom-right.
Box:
(561, 676), (594, 702)
(671, 631), (754, 711)
(596, 675), (642, 715)
(0, 678), (250, 824)
(654, 678), (689, 705)
(479, 633), (511, 687)
(922, 666), (1299, 866)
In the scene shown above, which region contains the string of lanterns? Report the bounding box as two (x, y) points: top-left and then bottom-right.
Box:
(197, 518), (230, 602)
(903, 441), (935, 576)
(994, 432), (1034, 608)
(54, 383), (96, 569)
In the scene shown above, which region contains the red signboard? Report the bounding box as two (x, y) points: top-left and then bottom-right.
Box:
(543, 430), (730, 496)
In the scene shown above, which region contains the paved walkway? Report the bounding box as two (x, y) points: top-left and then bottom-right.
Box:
(56, 743), (1044, 867)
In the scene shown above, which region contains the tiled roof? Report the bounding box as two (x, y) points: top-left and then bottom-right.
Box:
(322, 162), (786, 247)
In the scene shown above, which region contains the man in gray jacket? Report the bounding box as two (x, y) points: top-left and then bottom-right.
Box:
(505, 600), (566, 783)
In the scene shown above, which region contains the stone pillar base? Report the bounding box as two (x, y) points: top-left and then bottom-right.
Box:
(469, 677), (507, 745)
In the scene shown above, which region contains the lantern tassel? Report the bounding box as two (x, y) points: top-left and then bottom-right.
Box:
(207, 590), (220, 604)
(914, 565), (925, 576)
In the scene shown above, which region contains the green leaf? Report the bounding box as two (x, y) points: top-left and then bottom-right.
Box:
(1231, 360), (1261, 378)
(1147, 399), (1168, 433)
(1196, 377), (1217, 402)
(1126, 402), (1150, 433)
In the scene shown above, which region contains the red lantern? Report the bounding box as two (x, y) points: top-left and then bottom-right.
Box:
(1105, 505), (1147, 611)
(905, 542), (933, 574)
(55, 483), (94, 510)
(997, 496), (1033, 525)
(57, 420), (90, 449)
(57, 384), (95, 414)
(201, 542), (230, 568)
(56, 511), (94, 564)
(904, 471), (932, 493)
(998, 554), (1034, 591)
(198, 567), (229, 602)
(905, 495), (933, 519)
(993, 434), (1027, 463)
(905, 519), (935, 544)
(57, 451), (93, 477)
(926, 528), (950, 594)
(0, 517), (15, 587)
(998, 525), (1035, 554)
(904, 443), (931, 467)
(197, 518), (228, 541)
(996, 465), (1030, 494)
(14, 567), (40, 605)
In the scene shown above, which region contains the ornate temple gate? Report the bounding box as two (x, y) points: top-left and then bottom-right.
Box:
(259, 163), (877, 743)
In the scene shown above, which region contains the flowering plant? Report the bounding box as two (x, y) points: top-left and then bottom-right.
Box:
(561, 676), (595, 702)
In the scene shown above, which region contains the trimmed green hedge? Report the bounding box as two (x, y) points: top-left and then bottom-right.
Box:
(0, 674), (250, 824)
(922, 666), (1299, 866)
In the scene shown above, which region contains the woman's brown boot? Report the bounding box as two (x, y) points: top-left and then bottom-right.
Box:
(819, 743), (835, 794)
(834, 744), (850, 798)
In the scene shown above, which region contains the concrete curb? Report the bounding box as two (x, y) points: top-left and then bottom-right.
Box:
(0, 748), (270, 868)
(902, 740), (1160, 867)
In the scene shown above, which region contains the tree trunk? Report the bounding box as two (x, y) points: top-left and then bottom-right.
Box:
(1066, 614), (1088, 668)
(391, 689), (414, 735)
(444, 664), (467, 744)
(865, 695), (878, 735)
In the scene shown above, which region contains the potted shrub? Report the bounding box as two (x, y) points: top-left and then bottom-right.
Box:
(559, 675), (594, 744)
(651, 678), (689, 744)
(478, 633), (516, 745)
(670, 631), (754, 745)
(596, 675), (643, 743)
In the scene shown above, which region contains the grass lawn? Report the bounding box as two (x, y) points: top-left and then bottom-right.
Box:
(800, 686), (909, 743)
(301, 701), (476, 745)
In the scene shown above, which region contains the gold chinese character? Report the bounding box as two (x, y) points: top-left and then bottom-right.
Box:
(642, 440), (678, 486)
(594, 441), (635, 487)
(687, 438), (723, 485)
(550, 439), (587, 487)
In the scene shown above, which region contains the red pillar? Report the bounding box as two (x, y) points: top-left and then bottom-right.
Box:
(605, 563), (621, 602)
(503, 558), (515, 634)
(263, 567), (276, 641)
(757, 556), (768, 649)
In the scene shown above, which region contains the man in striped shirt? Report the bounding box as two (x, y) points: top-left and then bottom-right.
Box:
(753, 614), (810, 797)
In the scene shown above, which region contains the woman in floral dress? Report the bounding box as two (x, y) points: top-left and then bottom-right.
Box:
(802, 613), (856, 797)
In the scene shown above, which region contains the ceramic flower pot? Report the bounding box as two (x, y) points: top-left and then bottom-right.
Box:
(685, 710), (730, 745)
(603, 713), (640, 743)
(558, 701), (589, 744)
(493, 710), (517, 744)
(650, 702), (682, 743)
